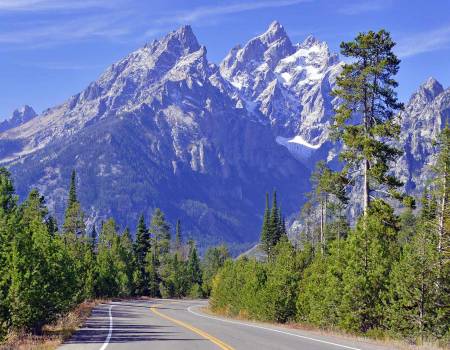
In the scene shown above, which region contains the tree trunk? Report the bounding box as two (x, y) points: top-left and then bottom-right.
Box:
(320, 199), (324, 255)
(437, 164), (447, 282)
(363, 159), (370, 216)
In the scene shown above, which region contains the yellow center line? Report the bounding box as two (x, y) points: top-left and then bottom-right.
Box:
(150, 303), (235, 350)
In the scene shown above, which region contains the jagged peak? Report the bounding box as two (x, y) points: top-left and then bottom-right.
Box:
(301, 35), (319, 47)
(12, 105), (37, 120)
(421, 77), (444, 95)
(167, 25), (200, 51)
(146, 24), (201, 56)
(410, 76), (445, 104)
(259, 21), (290, 45)
(0, 105), (37, 132)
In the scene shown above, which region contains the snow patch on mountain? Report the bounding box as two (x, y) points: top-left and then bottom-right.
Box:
(276, 135), (321, 162)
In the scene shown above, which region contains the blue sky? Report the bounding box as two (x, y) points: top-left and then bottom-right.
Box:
(1, 0), (450, 119)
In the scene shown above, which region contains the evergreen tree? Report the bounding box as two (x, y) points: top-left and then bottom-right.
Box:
(332, 30), (403, 216)
(387, 217), (441, 341)
(202, 245), (230, 296)
(0, 168), (17, 338)
(61, 171), (90, 302)
(63, 170), (85, 237)
(96, 219), (120, 297)
(339, 200), (400, 332)
(260, 192), (271, 255)
(46, 215), (58, 236)
(262, 239), (299, 322)
(175, 219), (182, 253)
(187, 240), (202, 297)
(9, 190), (63, 332)
(68, 169), (77, 206)
(146, 247), (161, 297)
(120, 228), (136, 296)
(134, 214), (150, 295)
(90, 225), (97, 252)
(269, 191), (280, 250)
(150, 208), (171, 255)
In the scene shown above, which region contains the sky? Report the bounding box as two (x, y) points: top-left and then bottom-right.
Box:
(1, 0), (450, 119)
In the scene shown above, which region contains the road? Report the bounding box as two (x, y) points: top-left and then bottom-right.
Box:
(58, 299), (391, 350)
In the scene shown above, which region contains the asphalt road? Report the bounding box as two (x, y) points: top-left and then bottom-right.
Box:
(58, 299), (392, 350)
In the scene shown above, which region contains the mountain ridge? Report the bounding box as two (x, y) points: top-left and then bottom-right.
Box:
(0, 22), (448, 251)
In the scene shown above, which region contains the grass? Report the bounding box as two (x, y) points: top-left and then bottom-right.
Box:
(0, 300), (106, 350)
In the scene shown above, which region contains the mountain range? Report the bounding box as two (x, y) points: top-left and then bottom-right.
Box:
(0, 21), (448, 251)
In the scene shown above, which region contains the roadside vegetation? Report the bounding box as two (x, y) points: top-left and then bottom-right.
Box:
(0, 168), (229, 342)
(210, 30), (449, 348)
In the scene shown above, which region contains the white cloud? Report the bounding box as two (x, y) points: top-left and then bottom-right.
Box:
(155, 0), (311, 25)
(396, 25), (450, 58)
(0, 14), (131, 47)
(0, 0), (115, 11)
(338, 0), (391, 15)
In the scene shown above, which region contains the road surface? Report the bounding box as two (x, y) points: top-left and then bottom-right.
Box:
(58, 299), (391, 350)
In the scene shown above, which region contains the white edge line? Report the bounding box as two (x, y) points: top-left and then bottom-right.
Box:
(187, 305), (362, 350)
(99, 304), (113, 350)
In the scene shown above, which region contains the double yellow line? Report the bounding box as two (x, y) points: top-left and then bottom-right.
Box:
(150, 303), (235, 350)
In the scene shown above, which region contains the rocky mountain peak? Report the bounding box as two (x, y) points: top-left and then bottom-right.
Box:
(12, 105), (37, 122)
(300, 34), (320, 48)
(0, 105), (37, 133)
(407, 77), (444, 114)
(259, 21), (290, 45)
(164, 24), (201, 54)
(420, 77), (444, 100)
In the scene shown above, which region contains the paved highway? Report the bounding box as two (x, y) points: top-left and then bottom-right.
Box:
(58, 299), (391, 350)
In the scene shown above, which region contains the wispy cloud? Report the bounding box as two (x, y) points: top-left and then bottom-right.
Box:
(0, 12), (133, 48)
(0, 0), (116, 11)
(155, 0), (310, 25)
(15, 61), (103, 70)
(338, 0), (391, 15)
(396, 25), (450, 58)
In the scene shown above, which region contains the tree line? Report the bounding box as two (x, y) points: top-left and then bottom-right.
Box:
(211, 30), (449, 345)
(0, 169), (229, 338)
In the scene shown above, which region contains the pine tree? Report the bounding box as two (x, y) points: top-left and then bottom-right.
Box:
(387, 216), (440, 341)
(90, 225), (97, 252)
(201, 245), (230, 296)
(332, 30), (404, 216)
(146, 247), (160, 297)
(134, 214), (150, 295)
(63, 170), (85, 237)
(118, 228), (135, 296)
(0, 168), (17, 338)
(175, 219), (182, 254)
(61, 171), (93, 302)
(150, 208), (171, 255)
(187, 240), (202, 297)
(46, 215), (58, 236)
(340, 200), (400, 332)
(260, 192), (271, 255)
(430, 124), (450, 338)
(269, 191), (280, 249)
(68, 169), (77, 206)
(96, 219), (120, 297)
(9, 190), (63, 332)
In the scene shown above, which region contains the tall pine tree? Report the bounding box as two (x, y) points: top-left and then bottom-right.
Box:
(332, 30), (403, 216)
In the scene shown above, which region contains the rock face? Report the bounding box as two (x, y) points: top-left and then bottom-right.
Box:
(220, 21), (342, 146)
(0, 25), (309, 250)
(0, 105), (37, 133)
(397, 77), (449, 194)
(0, 22), (447, 250)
